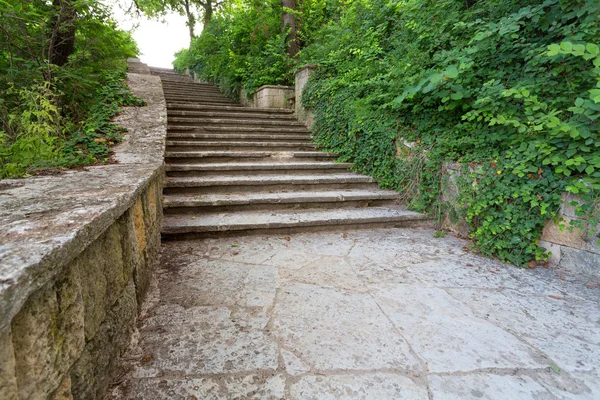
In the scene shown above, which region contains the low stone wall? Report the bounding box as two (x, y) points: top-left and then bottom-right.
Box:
(0, 60), (166, 399)
(440, 162), (599, 280)
(539, 193), (600, 279)
(253, 85), (295, 109)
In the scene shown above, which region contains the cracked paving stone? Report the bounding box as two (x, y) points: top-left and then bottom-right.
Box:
(289, 373), (428, 400)
(371, 285), (547, 373)
(272, 281), (420, 372)
(131, 305), (278, 376)
(109, 374), (286, 399)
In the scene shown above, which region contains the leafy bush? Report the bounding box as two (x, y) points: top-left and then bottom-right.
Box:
(301, 0), (600, 266)
(0, 0), (141, 178)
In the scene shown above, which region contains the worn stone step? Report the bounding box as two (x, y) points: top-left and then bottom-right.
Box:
(163, 92), (229, 100)
(163, 189), (399, 213)
(164, 174), (373, 194)
(167, 125), (308, 134)
(166, 133), (311, 141)
(162, 87), (224, 94)
(163, 95), (237, 102)
(167, 110), (297, 121)
(162, 207), (431, 237)
(165, 161), (352, 176)
(165, 150), (337, 163)
(167, 117), (306, 128)
(166, 103), (293, 114)
(166, 140), (316, 151)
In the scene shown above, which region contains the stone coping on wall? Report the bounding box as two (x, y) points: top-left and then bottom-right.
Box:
(0, 72), (167, 333)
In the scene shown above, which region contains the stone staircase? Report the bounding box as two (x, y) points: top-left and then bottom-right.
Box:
(149, 67), (431, 238)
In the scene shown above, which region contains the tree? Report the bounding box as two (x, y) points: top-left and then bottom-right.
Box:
(48, 0), (77, 67)
(131, 0), (223, 39)
(281, 0), (299, 57)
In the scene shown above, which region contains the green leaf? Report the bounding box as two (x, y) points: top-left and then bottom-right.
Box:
(560, 42), (573, 52)
(547, 44), (560, 56)
(586, 43), (600, 55)
(575, 98), (584, 107)
(551, 363), (561, 374)
(445, 66), (459, 79)
(586, 165), (595, 174)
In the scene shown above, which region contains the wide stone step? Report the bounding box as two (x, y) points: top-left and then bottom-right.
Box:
(163, 189), (399, 213)
(163, 92), (229, 99)
(166, 140), (316, 151)
(165, 150), (337, 163)
(167, 117), (306, 127)
(167, 110), (297, 121)
(167, 125), (308, 134)
(162, 88), (224, 94)
(166, 133), (311, 141)
(162, 207), (431, 237)
(164, 174), (373, 194)
(165, 161), (352, 176)
(163, 96), (238, 104)
(167, 103), (293, 114)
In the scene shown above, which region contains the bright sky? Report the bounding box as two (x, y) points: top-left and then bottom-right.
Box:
(104, 0), (194, 69)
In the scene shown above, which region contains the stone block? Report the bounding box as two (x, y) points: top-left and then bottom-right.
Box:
(51, 375), (73, 400)
(538, 240), (562, 266)
(11, 266), (84, 399)
(74, 223), (128, 341)
(0, 329), (18, 400)
(253, 85), (295, 109)
(559, 246), (600, 280)
(542, 217), (587, 250)
(295, 65), (316, 129)
(132, 198), (147, 256)
(70, 280), (138, 400)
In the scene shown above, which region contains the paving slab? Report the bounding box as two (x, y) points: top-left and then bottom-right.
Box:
(109, 228), (600, 399)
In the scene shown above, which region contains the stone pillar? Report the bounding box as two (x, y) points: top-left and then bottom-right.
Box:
(295, 65), (317, 129)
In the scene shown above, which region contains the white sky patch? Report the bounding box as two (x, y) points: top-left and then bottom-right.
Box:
(103, 0), (195, 69)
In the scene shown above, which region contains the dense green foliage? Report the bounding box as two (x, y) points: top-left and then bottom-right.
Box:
(176, 0), (600, 266)
(0, 0), (142, 178)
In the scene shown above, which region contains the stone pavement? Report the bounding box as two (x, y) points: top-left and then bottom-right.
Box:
(107, 228), (600, 399)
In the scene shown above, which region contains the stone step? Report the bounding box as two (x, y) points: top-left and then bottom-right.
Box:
(165, 161), (352, 176)
(163, 189), (399, 213)
(163, 92), (229, 99)
(162, 207), (432, 237)
(166, 133), (311, 141)
(167, 117), (306, 127)
(162, 88), (224, 94)
(165, 150), (337, 163)
(164, 174), (373, 194)
(167, 110), (297, 121)
(166, 140), (316, 151)
(163, 96), (236, 104)
(166, 103), (293, 114)
(167, 125), (308, 134)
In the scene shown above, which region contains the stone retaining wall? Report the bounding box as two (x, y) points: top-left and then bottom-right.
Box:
(0, 60), (166, 399)
(440, 162), (599, 280)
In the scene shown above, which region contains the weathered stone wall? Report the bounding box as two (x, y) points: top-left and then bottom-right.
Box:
(539, 193), (600, 279)
(0, 60), (166, 400)
(440, 162), (599, 280)
(295, 65), (316, 129)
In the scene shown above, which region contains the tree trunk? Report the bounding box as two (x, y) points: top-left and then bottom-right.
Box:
(202, 1), (213, 26)
(184, 0), (195, 38)
(48, 0), (76, 66)
(281, 0), (299, 58)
